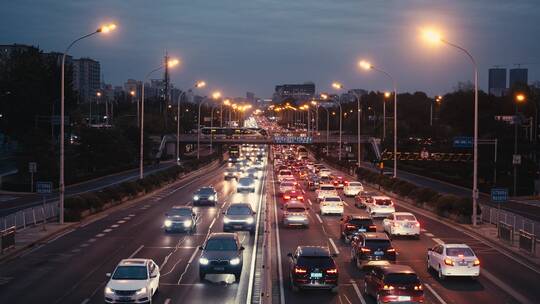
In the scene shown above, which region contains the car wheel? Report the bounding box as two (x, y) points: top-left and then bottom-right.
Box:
(234, 272), (241, 282)
(249, 228), (255, 236)
(356, 256), (363, 269)
(415, 234), (420, 240)
(290, 273), (299, 292)
(199, 270), (206, 281)
(438, 266), (445, 280)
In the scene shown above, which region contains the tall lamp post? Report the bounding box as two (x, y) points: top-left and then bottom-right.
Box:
(383, 91), (391, 140)
(422, 28), (479, 226)
(59, 23), (116, 224)
(332, 82), (362, 168)
(331, 83), (344, 160)
(514, 93), (526, 196)
(176, 81), (205, 164)
(140, 58), (180, 179)
(359, 60), (398, 178)
(197, 91), (221, 159)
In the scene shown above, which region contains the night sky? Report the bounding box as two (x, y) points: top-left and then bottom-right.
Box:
(2, 0), (539, 98)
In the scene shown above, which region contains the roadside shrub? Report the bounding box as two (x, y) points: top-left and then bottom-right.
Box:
(65, 195), (88, 211)
(394, 181), (417, 197)
(412, 187), (440, 205)
(434, 194), (459, 216)
(79, 192), (103, 211)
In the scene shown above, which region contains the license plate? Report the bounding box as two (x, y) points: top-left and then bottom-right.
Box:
(233, 225), (242, 229)
(214, 267), (225, 271)
(459, 261), (468, 266)
(119, 297), (132, 301)
(374, 250), (384, 256)
(310, 272), (323, 279)
(397, 296), (411, 301)
(358, 228), (366, 232)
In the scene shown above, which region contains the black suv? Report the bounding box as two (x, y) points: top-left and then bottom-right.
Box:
(340, 214), (377, 243)
(287, 246), (339, 293)
(198, 233), (244, 282)
(364, 265), (424, 303)
(351, 232), (396, 269)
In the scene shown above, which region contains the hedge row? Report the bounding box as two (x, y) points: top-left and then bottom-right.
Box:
(64, 155), (219, 221)
(355, 167), (480, 222)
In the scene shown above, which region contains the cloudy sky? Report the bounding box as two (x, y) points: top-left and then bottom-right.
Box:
(2, 0), (539, 98)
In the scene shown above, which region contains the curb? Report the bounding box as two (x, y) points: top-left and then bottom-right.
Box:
(0, 159), (222, 264)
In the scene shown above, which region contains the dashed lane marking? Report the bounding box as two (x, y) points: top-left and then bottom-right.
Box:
(350, 280), (367, 304)
(424, 283), (447, 304)
(425, 233), (434, 237)
(110, 224), (119, 228)
(129, 245), (144, 258)
(328, 238), (340, 255)
(117, 220), (126, 224)
(432, 238), (444, 245)
(102, 229), (112, 233)
(95, 233), (105, 238)
(164, 299), (171, 304)
(316, 214), (323, 224)
(80, 243), (89, 247)
(80, 298), (90, 304)
(88, 238), (97, 243)
(307, 199), (313, 206)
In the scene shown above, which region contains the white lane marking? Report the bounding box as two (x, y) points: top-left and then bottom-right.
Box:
(128, 214), (135, 217)
(307, 198), (313, 206)
(421, 228), (427, 232)
(342, 200), (349, 207)
(46, 228), (75, 244)
(328, 238), (340, 255)
(425, 233), (434, 237)
(117, 220), (126, 224)
(432, 238), (444, 245)
(95, 233), (105, 238)
(110, 224), (119, 228)
(103, 229), (112, 233)
(164, 299), (171, 304)
(88, 238), (97, 243)
(424, 283), (447, 304)
(342, 294), (353, 304)
(80, 243), (89, 247)
(129, 245), (144, 258)
(315, 214), (323, 224)
(271, 169), (286, 304)
(481, 268), (534, 304)
(177, 248), (200, 284)
(208, 218), (216, 230)
(80, 298), (90, 304)
(351, 280), (367, 304)
(246, 165), (268, 304)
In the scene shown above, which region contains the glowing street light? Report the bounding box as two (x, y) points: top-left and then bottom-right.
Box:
(513, 93), (527, 196)
(59, 22), (117, 224)
(420, 26), (480, 226)
(331, 83), (345, 160)
(176, 80), (205, 164)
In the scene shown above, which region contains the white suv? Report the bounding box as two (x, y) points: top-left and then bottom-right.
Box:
(104, 259), (160, 304)
(316, 184), (338, 202)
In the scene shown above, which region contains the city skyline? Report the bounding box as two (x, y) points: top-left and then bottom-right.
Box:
(1, 0), (539, 97)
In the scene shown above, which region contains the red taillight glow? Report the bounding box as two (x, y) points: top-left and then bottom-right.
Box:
(415, 222), (420, 227)
(297, 196), (304, 200)
(473, 259), (480, 266)
(414, 284), (423, 291)
(361, 247), (371, 253)
(326, 268), (338, 274)
(387, 248), (396, 253)
(283, 195), (290, 200)
(383, 285), (395, 290)
(444, 258), (454, 266)
(346, 224), (356, 229)
(294, 266), (307, 274)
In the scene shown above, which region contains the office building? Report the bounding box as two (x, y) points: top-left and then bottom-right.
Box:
(488, 68), (507, 97)
(73, 57), (101, 104)
(274, 82), (315, 102)
(509, 68), (528, 87)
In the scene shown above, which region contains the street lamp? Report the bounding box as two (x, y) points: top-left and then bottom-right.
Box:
(383, 91), (391, 140)
(422, 27), (479, 225)
(176, 81), (205, 164)
(197, 91), (221, 159)
(431, 95), (443, 126)
(59, 22), (116, 224)
(140, 58), (180, 179)
(333, 83), (362, 168)
(513, 93), (527, 196)
(331, 82), (344, 160)
(359, 60), (398, 179)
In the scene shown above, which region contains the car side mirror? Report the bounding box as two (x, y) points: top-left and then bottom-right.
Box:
(106, 273), (111, 278)
(332, 253), (338, 257)
(240, 246), (245, 251)
(199, 246), (204, 250)
(150, 273), (157, 278)
(222, 211), (226, 215)
(287, 253), (293, 257)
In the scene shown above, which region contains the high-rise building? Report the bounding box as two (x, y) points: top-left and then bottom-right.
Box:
(0, 44), (36, 60)
(509, 68), (528, 88)
(124, 79), (143, 101)
(488, 68), (507, 97)
(246, 92), (255, 103)
(73, 57), (100, 104)
(274, 82), (315, 102)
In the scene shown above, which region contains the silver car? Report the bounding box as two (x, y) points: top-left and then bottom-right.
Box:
(282, 201), (309, 227)
(237, 177), (256, 193)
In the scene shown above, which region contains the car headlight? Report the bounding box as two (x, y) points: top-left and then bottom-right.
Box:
(199, 257), (209, 265)
(246, 217), (254, 224)
(183, 219), (192, 227)
(209, 195), (215, 201)
(164, 219), (172, 227)
(136, 287), (147, 295)
(230, 257), (241, 265)
(193, 195), (199, 200)
(223, 217), (231, 224)
(105, 287), (114, 295)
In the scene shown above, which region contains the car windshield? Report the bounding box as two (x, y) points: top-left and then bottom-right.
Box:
(286, 207), (306, 213)
(205, 239), (238, 251)
(395, 214), (416, 221)
(112, 266), (147, 280)
(375, 199), (393, 206)
(239, 178), (253, 185)
(320, 186), (335, 191)
(169, 209), (191, 216)
(227, 205), (252, 215)
(364, 240), (391, 250)
(384, 273), (420, 285)
(350, 219), (373, 226)
(325, 197), (341, 202)
(281, 182), (294, 187)
(198, 188), (215, 194)
(297, 256), (335, 268)
(349, 182), (362, 187)
(446, 247), (475, 256)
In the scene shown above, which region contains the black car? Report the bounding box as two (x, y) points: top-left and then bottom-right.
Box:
(164, 206), (198, 233)
(339, 214), (377, 243)
(364, 265), (424, 303)
(223, 203), (256, 235)
(307, 175), (320, 191)
(198, 233), (244, 282)
(193, 186), (218, 206)
(287, 246), (339, 293)
(351, 232), (396, 269)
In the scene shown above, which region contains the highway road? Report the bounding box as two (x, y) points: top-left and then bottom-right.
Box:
(0, 160), (267, 304)
(268, 152), (540, 304)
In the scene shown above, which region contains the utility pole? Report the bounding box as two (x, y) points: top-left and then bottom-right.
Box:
(163, 52), (170, 130)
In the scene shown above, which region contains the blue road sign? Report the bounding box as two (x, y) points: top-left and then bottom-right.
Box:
(36, 181), (53, 194)
(273, 136), (312, 144)
(491, 188), (508, 203)
(453, 136), (473, 148)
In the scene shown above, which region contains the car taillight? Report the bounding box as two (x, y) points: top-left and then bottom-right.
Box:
(387, 248), (396, 253)
(444, 258), (454, 266)
(326, 268), (338, 274)
(360, 247), (371, 253)
(297, 196), (304, 200)
(294, 266), (307, 274)
(415, 222), (420, 227)
(346, 224), (356, 230)
(383, 285), (395, 290)
(473, 259), (480, 266)
(344, 181), (349, 185)
(369, 225), (377, 230)
(414, 284), (423, 291)
(284, 195), (290, 200)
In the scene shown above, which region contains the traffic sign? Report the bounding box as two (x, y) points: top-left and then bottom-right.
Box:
(36, 182), (52, 194)
(491, 188), (508, 203)
(512, 154), (521, 165)
(453, 136), (473, 148)
(273, 136), (312, 144)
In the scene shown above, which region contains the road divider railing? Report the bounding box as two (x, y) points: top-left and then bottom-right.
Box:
(498, 222), (514, 243)
(518, 230), (537, 255)
(1, 226), (16, 254)
(1, 201), (58, 231)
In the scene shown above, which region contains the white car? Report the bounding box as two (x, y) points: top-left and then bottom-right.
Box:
(282, 201), (310, 227)
(279, 181), (296, 194)
(237, 177), (256, 193)
(343, 181), (364, 197)
(382, 212), (420, 238)
(427, 243), (480, 279)
(277, 169), (293, 182)
(244, 167), (259, 179)
(367, 196), (396, 218)
(104, 259), (160, 304)
(320, 196), (344, 215)
(318, 168), (332, 177)
(316, 184), (338, 202)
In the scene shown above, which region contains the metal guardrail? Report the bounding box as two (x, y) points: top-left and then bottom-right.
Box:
(1, 201), (58, 231)
(482, 203), (539, 237)
(1, 226), (16, 253)
(518, 230), (536, 254)
(498, 222), (514, 243)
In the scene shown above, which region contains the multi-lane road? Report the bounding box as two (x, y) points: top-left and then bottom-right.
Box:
(1, 146), (539, 304)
